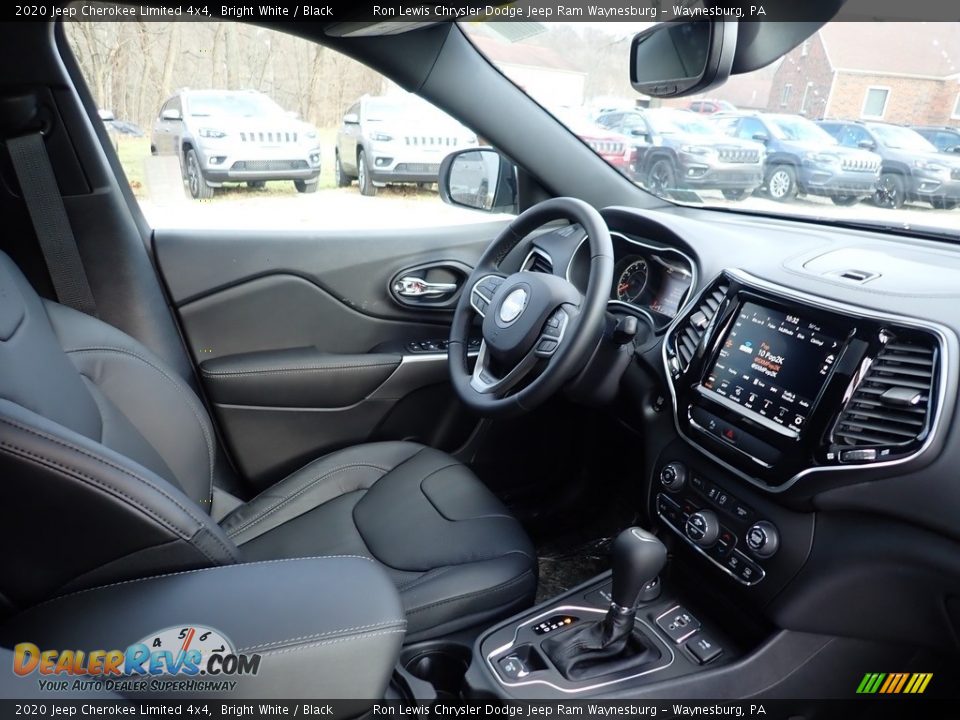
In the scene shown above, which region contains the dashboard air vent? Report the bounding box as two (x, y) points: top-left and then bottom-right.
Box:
(523, 249), (553, 275)
(674, 282), (729, 371)
(833, 335), (938, 454)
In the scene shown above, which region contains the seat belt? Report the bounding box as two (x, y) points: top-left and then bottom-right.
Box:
(6, 131), (97, 316)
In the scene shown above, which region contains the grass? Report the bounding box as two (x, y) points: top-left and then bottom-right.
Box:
(113, 127), (436, 203)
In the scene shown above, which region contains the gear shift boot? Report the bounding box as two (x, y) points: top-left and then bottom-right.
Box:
(542, 616), (663, 681)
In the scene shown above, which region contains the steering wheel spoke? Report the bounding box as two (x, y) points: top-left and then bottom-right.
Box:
(469, 340), (540, 396)
(469, 273), (507, 318)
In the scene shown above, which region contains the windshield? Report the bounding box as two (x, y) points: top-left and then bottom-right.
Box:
(187, 92), (284, 118)
(767, 116), (837, 145)
(463, 21), (960, 236)
(870, 124), (938, 152)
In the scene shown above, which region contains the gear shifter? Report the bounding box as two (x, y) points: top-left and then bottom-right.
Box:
(543, 527), (667, 681)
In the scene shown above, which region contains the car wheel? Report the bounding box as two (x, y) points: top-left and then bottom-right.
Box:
(247, 181), (266, 190)
(830, 194), (860, 206)
(930, 197), (958, 210)
(721, 189), (749, 201)
(645, 158), (677, 196)
(184, 148), (214, 200)
(873, 173), (905, 209)
(294, 180), (318, 194)
(765, 165), (797, 201)
(334, 152), (351, 187)
(357, 149), (377, 196)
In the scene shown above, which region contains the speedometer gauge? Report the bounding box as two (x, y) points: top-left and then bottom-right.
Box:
(616, 259), (649, 303)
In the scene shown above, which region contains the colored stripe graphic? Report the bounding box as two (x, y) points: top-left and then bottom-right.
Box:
(858, 672), (932, 694)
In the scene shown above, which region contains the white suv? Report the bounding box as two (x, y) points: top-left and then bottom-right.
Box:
(151, 89), (322, 199)
(334, 93), (477, 196)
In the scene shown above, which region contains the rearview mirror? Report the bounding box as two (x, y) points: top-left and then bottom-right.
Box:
(439, 149), (517, 214)
(160, 108), (181, 122)
(343, 112), (359, 125)
(630, 20), (737, 98)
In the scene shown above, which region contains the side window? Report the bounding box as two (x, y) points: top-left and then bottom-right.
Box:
(935, 131), (959, 151)
(737, 118), (766, 141)
(64, 16), (508, 230)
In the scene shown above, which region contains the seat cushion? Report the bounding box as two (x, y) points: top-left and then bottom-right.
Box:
(219, 441), (537, 640)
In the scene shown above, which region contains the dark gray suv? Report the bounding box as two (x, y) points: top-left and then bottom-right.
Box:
(716, 112), (881, 205)
(597, 108), (764, 200)
(820, 121), (960, 209)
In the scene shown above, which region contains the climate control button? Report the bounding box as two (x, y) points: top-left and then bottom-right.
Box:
(746, 520), (780, 558)
(660, 462), (688, 492)
(686, 510), (719, 547)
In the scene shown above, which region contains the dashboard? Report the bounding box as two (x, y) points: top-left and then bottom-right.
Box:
(552, 230), (695, 330)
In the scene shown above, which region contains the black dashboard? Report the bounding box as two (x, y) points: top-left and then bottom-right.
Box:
(524, 205), (960, 653)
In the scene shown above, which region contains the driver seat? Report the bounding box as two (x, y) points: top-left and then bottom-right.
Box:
(0, 251), (536, 641)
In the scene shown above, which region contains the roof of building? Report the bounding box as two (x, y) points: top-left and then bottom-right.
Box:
(820, 22), (960, 78)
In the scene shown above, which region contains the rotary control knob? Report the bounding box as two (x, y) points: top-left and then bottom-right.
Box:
(685, 510), (719, 547)
(660, 462), (687, 492)
(746, 521), (780, 559)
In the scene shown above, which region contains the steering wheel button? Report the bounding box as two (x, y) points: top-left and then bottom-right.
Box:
(536, 339), (558, 354)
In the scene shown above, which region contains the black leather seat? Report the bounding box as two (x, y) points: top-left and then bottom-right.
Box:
(0, 252), (535, 640)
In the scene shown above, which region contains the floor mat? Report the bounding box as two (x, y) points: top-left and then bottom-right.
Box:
(536, 535), (613, 604)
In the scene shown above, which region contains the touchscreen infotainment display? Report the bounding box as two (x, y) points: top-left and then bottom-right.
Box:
(701, 302), (843, 433)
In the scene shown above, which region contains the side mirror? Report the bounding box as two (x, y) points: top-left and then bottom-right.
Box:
(160, 108), (181, 122)
(630, 20), (737, 98)
(948, 145), (960, 153)
(752, 133), (769, 144)
(857, 139), (876, 150)
(343, 113), (359, 125)
(439, 148), (517, 214)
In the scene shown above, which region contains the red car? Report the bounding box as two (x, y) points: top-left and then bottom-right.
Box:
(551, 107), (635, 174)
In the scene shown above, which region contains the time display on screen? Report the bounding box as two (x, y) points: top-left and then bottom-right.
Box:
(701, 302), (843, 433)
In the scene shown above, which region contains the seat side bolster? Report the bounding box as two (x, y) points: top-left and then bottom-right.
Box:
(0, 557), (405, 701)
(0, 400), (238, 610)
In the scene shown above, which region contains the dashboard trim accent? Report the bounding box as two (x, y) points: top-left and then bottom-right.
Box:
(661, 268), (953, 494)
(566, 231), (698, 328)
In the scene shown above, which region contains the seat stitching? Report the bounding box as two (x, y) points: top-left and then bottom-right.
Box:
(405, 569), (534, 615)
(27, 556), (376, 611)
(226, 463), (390, 538)
(0, 416), (223, 550)
(64, 347), (215, 491)
(238, 620), (406, 652)
(248, 628), (405, 657)
(0, 442), (195, 547)
(202, 363), (399, 377)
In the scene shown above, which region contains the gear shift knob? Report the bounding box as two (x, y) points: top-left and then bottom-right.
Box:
(611, 527), (667, 611)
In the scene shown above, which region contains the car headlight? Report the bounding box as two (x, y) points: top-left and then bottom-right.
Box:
(198, 128), (227, 139)
(803, 151), (838, 164)
(371, 132), (393, 142)
(680, 145), (714, 156)
(914, 159), (946, 172)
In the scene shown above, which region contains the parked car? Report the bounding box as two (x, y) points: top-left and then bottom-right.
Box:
(597, 108), (764, 199)
(334, 94), (478, 196)
(551, 107), (635, 177)
(151, 89), (322, 199)
(715, 112), (881, 204)
(688, 99), (736, 114)
(819, 120), (960, 209)
(910, 126), (960, 155)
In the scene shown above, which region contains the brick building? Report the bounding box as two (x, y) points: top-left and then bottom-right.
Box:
(768, 23), (960, 125)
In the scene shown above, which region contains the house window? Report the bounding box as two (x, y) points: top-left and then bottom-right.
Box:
(952, 93), (960, 119)
(862, 87), (889, 119)
(800, 82), (814, 115)
(781, 83), (792, 107)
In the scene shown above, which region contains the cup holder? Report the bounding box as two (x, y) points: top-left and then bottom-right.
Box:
(401, 643), (472, 699)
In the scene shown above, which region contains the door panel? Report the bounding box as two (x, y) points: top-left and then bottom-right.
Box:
(153, 223), (507, 487)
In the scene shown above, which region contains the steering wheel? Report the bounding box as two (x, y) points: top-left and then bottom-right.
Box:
(449, 197), (614, 417)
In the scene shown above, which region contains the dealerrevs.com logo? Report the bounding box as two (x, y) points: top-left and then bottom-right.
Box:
(12, 625), (261, 693)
